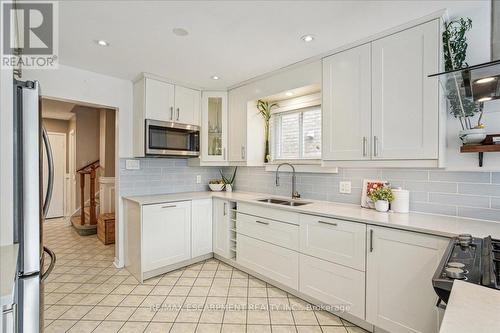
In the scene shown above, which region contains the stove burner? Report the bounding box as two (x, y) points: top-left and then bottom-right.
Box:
(447, 262), (465, 269)
(458, 234), (473, 247)
(445, 267), (466, 279)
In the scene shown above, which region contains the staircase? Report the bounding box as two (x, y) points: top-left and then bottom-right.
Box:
(71, 160), (100, 236)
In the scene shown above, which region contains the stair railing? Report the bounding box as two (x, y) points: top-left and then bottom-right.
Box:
(76, 160), (100, 225)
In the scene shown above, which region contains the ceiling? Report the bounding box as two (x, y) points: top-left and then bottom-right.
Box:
(58, 0), (490, 90)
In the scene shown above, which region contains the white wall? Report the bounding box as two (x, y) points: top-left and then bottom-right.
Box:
(0, 69), (14, 246)
(22, 65), (133, 266)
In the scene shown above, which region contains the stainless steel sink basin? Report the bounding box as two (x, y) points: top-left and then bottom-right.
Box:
(280, 201), (311, 206)
(257, 198), (289, 204)
(256, 198), (311, 206)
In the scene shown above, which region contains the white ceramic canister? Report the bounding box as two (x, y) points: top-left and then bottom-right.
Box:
(391, 188), (409, 213)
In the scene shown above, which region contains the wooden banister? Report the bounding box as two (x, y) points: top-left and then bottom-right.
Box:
(78, 160), (100, 226)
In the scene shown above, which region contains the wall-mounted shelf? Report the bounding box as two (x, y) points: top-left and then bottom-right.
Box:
(460, 139), (500, 167)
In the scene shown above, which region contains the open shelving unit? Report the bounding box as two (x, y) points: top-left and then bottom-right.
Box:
(460, 135), (500, 167)
(228, 201), (238, 260)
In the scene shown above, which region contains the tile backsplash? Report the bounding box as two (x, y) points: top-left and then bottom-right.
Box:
(120, 159), (499, 222)
(119, 158), (221, 197)
(233, 167), (500, 222)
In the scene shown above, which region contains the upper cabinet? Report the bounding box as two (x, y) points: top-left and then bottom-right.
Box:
(201, 91), (228, 162)
(372, 20), (439, 160)
(322, 43), (372, 161)
(322, 19), (442, 166)
(133, 74), (201, 157)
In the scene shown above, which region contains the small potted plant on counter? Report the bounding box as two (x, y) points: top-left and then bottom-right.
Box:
(369, 187), (395, 212)
(219, 167), (237, 192)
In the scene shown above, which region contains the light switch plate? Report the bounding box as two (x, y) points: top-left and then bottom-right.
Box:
(196, 175), (201, 184)
(339, 181), (352, 194)
(125, 159), (140, 170)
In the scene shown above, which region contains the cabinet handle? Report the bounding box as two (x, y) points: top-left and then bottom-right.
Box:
(176, 108), (180, 121)
(161, 205), (176, 209)
(362, 137), (367, 157)
(318, 220), (337, 226)
(369, 229), (374, 252)
(223, 203), (227, 216)
(170, 107), (174, 120)
(223, 147), (226, 160)
(373, 136), (378, 157)
(255, 220), (270, 225)
(241, 146), (246, 159)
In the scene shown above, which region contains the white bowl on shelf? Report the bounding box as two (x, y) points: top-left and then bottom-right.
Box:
(209, 183), (224, 192)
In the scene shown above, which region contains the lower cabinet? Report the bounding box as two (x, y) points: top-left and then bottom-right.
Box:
(299, 254), (365, 319)
(192, 199), (213, 257)
(366, 226), (448, 333)
(237, 234), (299, 289)
(142, 201), (192, 271)
(213, 198), (231, 258)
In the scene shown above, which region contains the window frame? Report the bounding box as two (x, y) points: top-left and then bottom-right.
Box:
(271, 104), (322, 161)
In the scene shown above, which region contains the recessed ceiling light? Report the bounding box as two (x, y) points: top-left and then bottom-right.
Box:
(285, 91), (294, 97)
(211, 75), (220, 80)
(301, 35), (315, 42)
(477, 96), (493, 102)
(95, 40), (109, 47)
(173, 28), (189, 37)
(475, 77), (496, 84)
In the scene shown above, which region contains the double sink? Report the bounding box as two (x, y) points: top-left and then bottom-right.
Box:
(256, 198), (311, 207)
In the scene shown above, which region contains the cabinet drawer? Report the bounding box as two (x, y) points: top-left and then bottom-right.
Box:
(300, 254), (365, 319)
(237, 234), (299, 290)
(299, 214), (366, 271)
(238, 202), (299, 224)
(237, 213), (298, 250)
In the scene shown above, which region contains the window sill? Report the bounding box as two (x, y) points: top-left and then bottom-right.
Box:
(264, 161), (338, 174)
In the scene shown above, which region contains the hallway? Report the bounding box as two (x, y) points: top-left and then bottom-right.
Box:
(42, 219), (365, 333)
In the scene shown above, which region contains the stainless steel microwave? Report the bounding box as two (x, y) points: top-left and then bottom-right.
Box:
(145, 119), (200, 157)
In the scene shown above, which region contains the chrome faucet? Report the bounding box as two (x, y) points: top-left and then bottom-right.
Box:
(275, 163), (301, 199)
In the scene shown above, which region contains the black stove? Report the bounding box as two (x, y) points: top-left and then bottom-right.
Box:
(432, 234), (500, 304)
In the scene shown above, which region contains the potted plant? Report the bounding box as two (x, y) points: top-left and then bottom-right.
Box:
(369, 187), (394, 212)
(219, 167), (237, 192)
(256, 100), (278, 162)
(442, 17), (486, 145)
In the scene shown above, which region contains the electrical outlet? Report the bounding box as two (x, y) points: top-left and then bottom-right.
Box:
(339, 181), (352, 194)
(125, 159), (140, 170)
(196, 175), (201, 184)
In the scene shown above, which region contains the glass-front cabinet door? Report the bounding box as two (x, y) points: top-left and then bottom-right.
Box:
(201, 91), (227, 161)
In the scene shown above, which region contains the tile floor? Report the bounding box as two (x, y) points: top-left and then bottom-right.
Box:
(43, 218), (367, 333)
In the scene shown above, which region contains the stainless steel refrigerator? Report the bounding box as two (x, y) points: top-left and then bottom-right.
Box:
(13, 79), (56, 332)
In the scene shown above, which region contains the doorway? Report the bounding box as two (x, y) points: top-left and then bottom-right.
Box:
(43, 132), (66, 218)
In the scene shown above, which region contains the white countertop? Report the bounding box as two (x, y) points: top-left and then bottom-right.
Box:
(440, 280), (500, 333)
(0, 244), (18, 307)
(123, 191), (500, 239)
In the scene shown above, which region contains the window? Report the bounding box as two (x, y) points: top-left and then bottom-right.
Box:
(271, 106), (321, 160)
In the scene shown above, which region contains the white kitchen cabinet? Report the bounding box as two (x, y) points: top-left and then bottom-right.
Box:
(212, 198), (231, 258)
(144, 77), (175, 122)
(366, 226), (448, 333)
(237, 234), (299, 290)
(322, 43), (371, 161)
(371, 20), (439, 160)
(228, 89), (247, 161)
(175, 85), (201, 126)
(299, 214), (366, 271)
(192, 199), (212, 258)
(201, 91), (228, 162)
(142, 201), (191, 272)
(299, 254), (365, 319)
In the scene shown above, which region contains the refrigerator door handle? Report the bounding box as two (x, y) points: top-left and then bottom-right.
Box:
(41, 246), (56, 281)
(42, 127), (54, 218)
